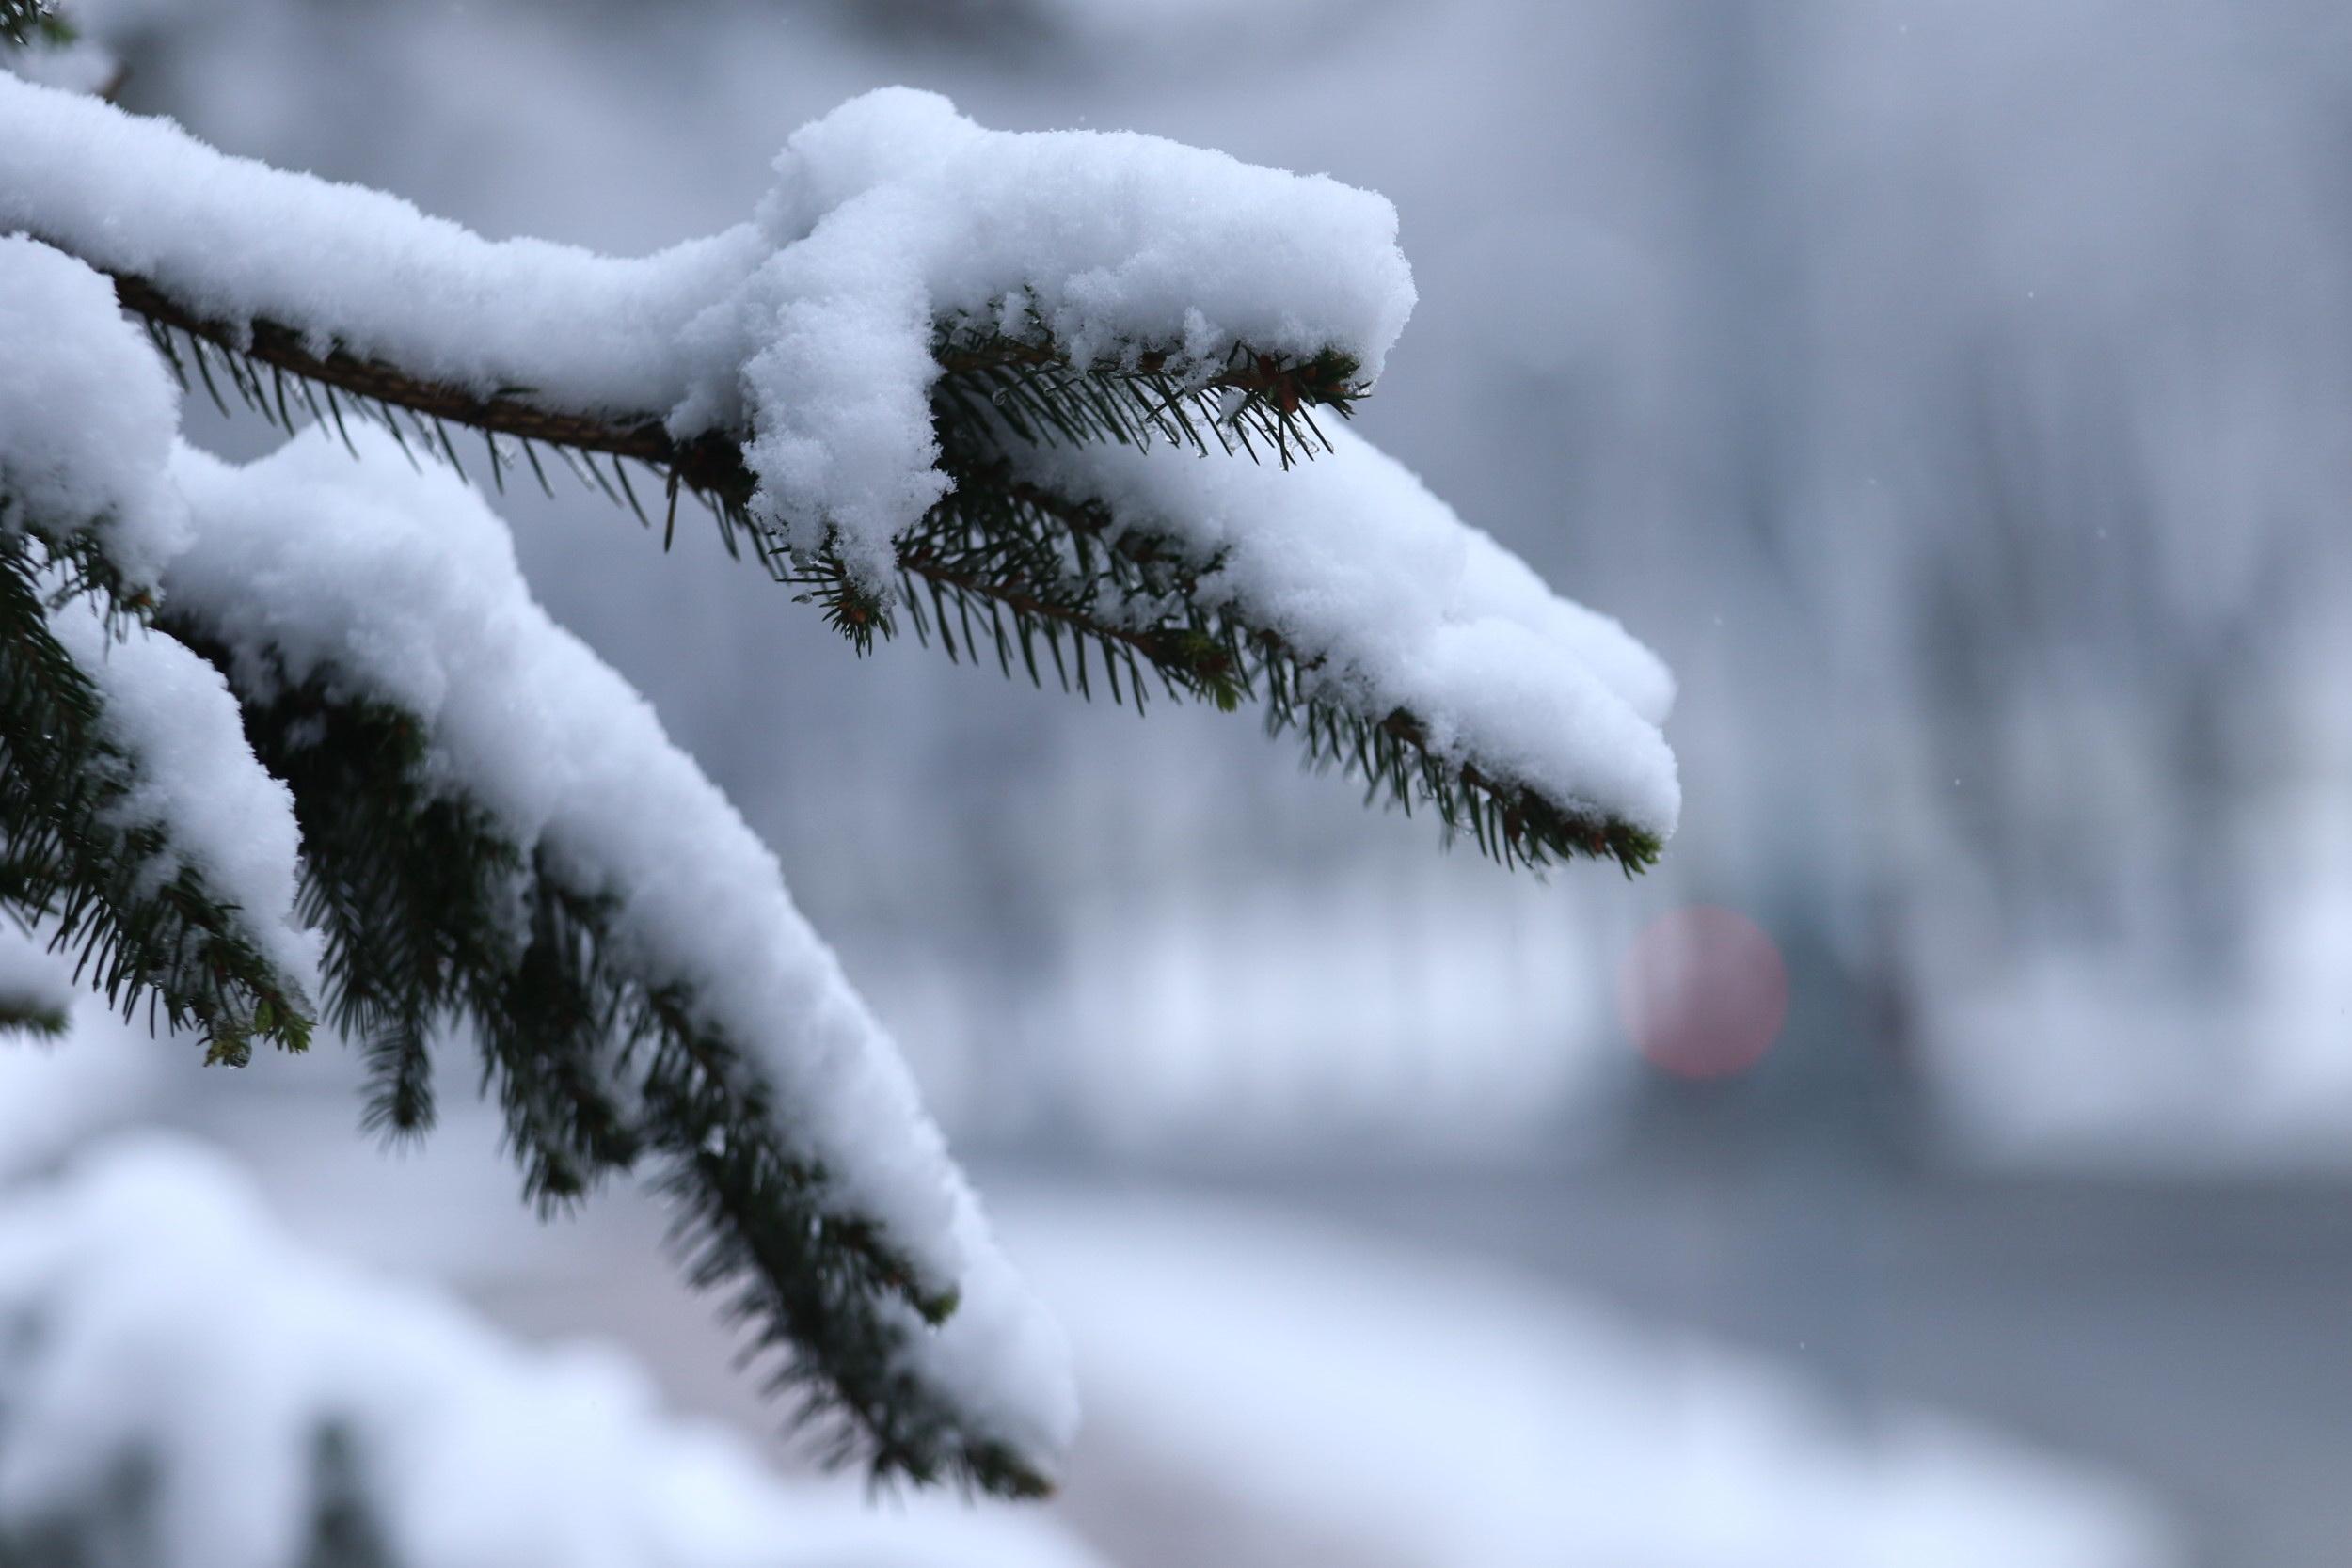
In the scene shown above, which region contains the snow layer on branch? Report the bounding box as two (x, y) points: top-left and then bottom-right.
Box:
(0, 74), (1415, 575)
(690, 87), (1416, 572)
(41, 595), (320, 998)
(0, 1136), (1104, 1568)
(1020, 426), (1682, 836)
(0, 72), (770, 419)
(160, 424), (1074, 1462)
(0, 235), (188, 585)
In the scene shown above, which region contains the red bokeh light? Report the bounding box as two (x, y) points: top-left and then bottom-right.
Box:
(1617, 906), (1789, 1081)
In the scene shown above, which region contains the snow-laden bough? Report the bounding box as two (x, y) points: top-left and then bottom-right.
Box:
(0, 72), (1677, 867)
(0, 64), (1680, 1497)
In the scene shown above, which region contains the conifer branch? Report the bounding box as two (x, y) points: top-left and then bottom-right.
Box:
(0, 82), (1676, 1525)
(164, 635), (1052, 1496)
(0, 530), (312, 1062)
(103, 268), (1660, 874)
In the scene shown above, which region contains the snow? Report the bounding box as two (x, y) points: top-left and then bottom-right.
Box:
(0, 235), (189, 585)
(40, 594), (321, 1004)
(0, 71), (1667, 843)
(0, 74), (1416, 578)
(1003, 1190), (2184, 1568)
(159, 423), (1074, 1467)
(0, 1134), (1104, 1568)
(694, 86), (1414, 572)
(0, 72), (768, 421)
(1022, 424), (1681, 835)
(0, 235), (313, 1016)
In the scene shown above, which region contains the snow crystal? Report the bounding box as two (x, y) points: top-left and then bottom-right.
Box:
(0, 235), (188, 585)
(160, 425), (1074, 1463)
(0, 1136), (1103, 1568)
(1018, 425), (1681, 836)
(41, 594), (319, 1001)
(0, 74), (1414, 577)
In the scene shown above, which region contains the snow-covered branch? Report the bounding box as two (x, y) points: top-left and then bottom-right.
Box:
(0, 235), (315, 1062)
(0, 54), (1682, 1504)
(155, 425), (1074, 1493)
(0, 72), (1677, 868)
(4, 225), (1069, 1489)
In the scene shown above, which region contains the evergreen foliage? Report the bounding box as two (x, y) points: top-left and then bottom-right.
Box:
(0, 996), (67, 1040)
(0, 527), (310, 1065)
(0, 54), (1671, 1504)
(163, 630), (1045, 1491)
(117, 278), (1661, 873)
(0, 2), (69, 52)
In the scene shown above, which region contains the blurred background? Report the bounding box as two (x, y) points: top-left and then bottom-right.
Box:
(11, 1), (2352, 1563)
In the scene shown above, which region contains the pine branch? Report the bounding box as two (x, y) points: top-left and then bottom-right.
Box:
(105, 271), (1659, 874)
(166, 637), (1052, 1496)
(0, 528), (311, 1061)
(107, 272), (1357, 481)
(932, 314), (1364, 465)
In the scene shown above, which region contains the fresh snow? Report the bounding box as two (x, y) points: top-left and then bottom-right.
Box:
(0, 236), (316, 1004)
(0, 73), (1670, 837)
(0, 1135), (1104, 1568)
(1022, 425), (1681, 834)
(0, 74), (1415, 575)
(0, 73), (768, 421)
(691, 86), (1414, 573)
(41, 594), (322, 1002)
(0, 59), (1678, 1481)
(0, 234), (189, 584)
(160, 424), (1074, 1465)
